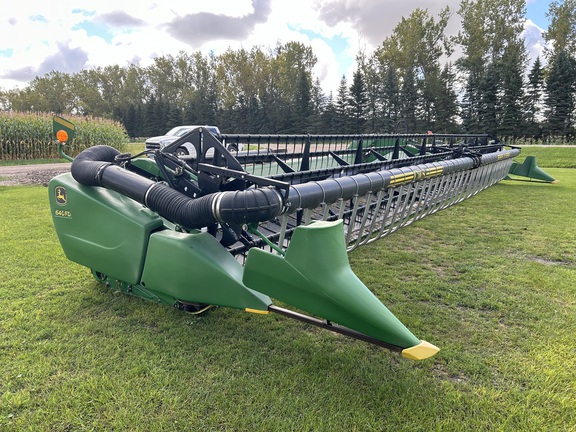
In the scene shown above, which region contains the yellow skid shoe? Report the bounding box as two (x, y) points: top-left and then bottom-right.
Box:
(401, 340), (440, 360)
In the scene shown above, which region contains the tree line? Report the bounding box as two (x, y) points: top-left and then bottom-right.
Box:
(1, 0), (575, 141)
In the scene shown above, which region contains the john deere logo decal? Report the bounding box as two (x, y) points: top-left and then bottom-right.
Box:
(55, 186), (67, 205)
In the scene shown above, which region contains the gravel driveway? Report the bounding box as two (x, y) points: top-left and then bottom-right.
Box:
(0, 163), (71, 186)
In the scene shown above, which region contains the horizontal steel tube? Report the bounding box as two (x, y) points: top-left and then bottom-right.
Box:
(286, 149), (519, 212)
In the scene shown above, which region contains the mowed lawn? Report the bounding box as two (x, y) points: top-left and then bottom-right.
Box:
(0, 149), (574, 431)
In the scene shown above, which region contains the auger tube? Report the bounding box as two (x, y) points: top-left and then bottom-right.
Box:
(71, 145), (284, 229)
(284, 149), (519, 212)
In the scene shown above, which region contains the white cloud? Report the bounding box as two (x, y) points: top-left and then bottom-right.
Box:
(0, 0), (553, 94)
(522, 19), (548, 66)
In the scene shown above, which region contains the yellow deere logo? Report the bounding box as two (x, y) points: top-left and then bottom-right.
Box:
(55, 186), (67, 205)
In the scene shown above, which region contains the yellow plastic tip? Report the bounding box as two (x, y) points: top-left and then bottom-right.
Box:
(551, 180), (559, 184)
(245, 308), (270, 315)
(401, 340), (440, 360)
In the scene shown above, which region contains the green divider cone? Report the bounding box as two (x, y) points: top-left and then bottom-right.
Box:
(507, 156), (557, 183)
(243, 220), (439, 359)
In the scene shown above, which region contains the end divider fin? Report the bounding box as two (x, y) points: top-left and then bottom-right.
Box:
(243, 220), (439, 359)
(507, 156), (557, 183)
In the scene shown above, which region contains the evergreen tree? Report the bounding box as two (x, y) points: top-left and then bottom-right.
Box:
(373, 7), (452, 134)
(420, 72), (439, 130)
(478, 63), (500, 136)
(244, 96), (263, 133)
(143, 95), (159, 137)
(321, 92), (337, 133)
(309, 78), (327, 133)
(434, 64), (459, 133)
(499, 44), (526, 137)
(292, 69), (312, 132)
(400, 67), (418, 132)
(335, 76), (351, 133)
(544, 0), (576, 139)
(460, 72), (482, 133)
(134, 104), (144, 138)
(166, 104), (183, 130)
(184, 86), (218, 127)
(380, 67), (400, 132)
(124, 104), (138, 139)
(153, 98), (168, 133)
(545, 50), (576, 135)
(348, 69), (368, 134)
(525, 57), (545, 137)
(359, 55), (382, 133)
(457, 0), (527, 134)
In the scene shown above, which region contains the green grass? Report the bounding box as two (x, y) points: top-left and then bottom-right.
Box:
(1, 151), (575, 430)
(515, 146), (576, 168)
(127, 142), (146, 154)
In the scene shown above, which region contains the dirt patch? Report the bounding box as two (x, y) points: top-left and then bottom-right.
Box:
(0, 163), (71, 187)
(529, 257), (570, 266)
(431, 362), (470, 384)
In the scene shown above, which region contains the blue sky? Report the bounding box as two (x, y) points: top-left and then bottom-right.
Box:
(0, 0), (553, 94)
(526, 0), (552, 28)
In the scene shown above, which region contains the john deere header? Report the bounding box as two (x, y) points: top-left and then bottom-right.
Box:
(49, 118), (544, 361)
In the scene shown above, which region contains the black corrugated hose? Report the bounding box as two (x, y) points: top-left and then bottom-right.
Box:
(71, 145), (284, 229)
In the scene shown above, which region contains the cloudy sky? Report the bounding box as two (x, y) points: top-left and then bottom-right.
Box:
(0, 0), (552, 94)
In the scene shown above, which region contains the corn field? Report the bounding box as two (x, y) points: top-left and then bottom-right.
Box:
(0, 112), (128, 161)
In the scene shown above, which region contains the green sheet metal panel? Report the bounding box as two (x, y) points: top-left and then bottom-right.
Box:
(141, 230), (272, 311)
(243, 220), (422, 349)
(48, 173), (163, 284)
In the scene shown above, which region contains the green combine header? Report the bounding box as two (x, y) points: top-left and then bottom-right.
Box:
(49, 120), (550, 361)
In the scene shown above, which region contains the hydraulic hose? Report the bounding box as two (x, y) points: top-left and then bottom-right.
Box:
(71, 145), (284, 229)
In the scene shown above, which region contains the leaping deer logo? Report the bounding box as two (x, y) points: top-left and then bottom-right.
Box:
(55, 186), (67, 205)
